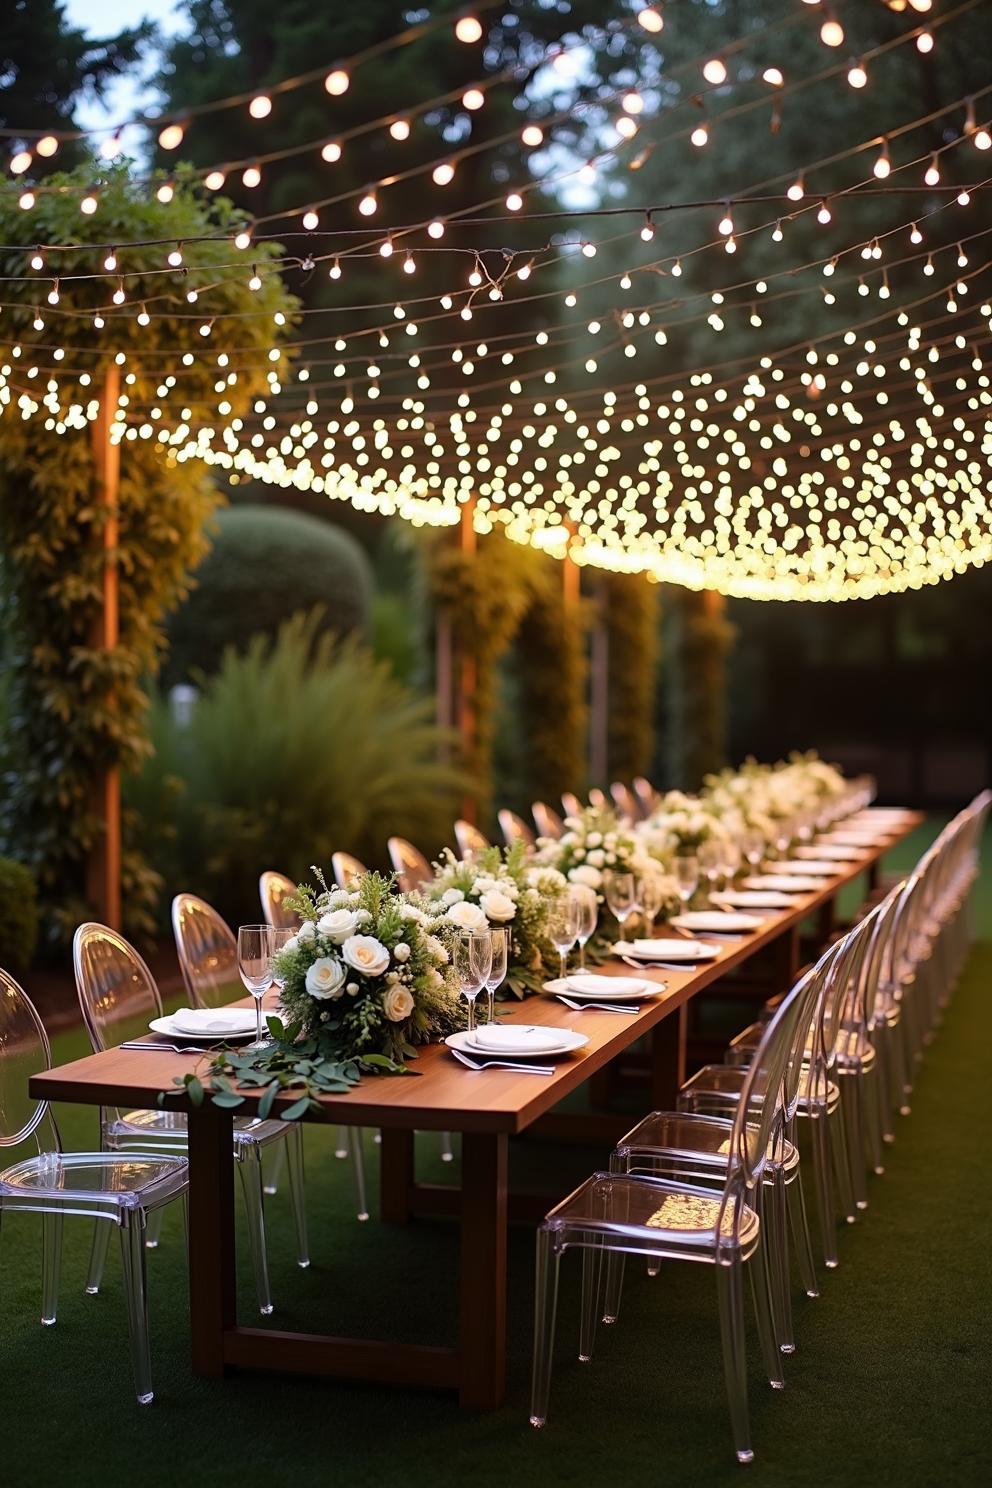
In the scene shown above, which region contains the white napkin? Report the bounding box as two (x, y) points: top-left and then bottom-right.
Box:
(170, 1006), (257, 1035)
(565, 974), (645, 998)
(472, 1024), (552, 1052)
(630, 938), (704, 955)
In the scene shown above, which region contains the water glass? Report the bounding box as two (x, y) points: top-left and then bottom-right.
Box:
(604, 871), (637, 940)
(675, 855), (699, 914)
(453, 930), (492, 1033)
(268, 926), (295, 1018)
(238, 923), (274, 1050)
(570, 885), (599, 969)
(549, 898), (580, 979)
(740, 830), (764, 871)
(484, 927), (508, 1024)
(697, 840), (723, 902)
(638, 875), (665, 937)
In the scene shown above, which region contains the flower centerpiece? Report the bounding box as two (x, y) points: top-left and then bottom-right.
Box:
(418, 840), (569, 997)
(273, 869), (464, 1064)
(636, 789), (738, 862)
(537, 804), (678, 943)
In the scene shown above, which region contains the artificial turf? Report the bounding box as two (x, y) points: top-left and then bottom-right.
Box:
(1, 818), (989, 1486)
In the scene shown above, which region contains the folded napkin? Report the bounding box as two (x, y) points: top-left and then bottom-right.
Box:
(170, 1006), (257, 1036)
(472, 1024), (550, 1052)
(631, 938), (703, 956)
(566, 973), (646, 998)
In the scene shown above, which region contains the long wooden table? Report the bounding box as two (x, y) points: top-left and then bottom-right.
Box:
(30, 811), (922, 1410)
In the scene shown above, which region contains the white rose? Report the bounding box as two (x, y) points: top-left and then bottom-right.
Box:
(441, 887), (465, 906)
(569, 864), (602, 889)
(480, 889), (516, 923)
(304, 956), (346, 1001)
(342, 935), (391, 977)
(393, 942), (411, 962)
(279, 933), (299, 956)
(383, 984), (415, 1022)
(446, 900), (488, 931)
(316, 908), (360, 943)
(586, 848), (605, 868)
(297, 921), (316, 944)
(586, 831), (603, 848)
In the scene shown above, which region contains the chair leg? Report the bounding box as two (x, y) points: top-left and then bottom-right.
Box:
(838, 1080), (868, 1212)
(440, 1132), (455, 1162)
(349, 1128), (369, 1222)
(119, 1214), (154, 1404)
(144, 1206), (165, 1249)
(237, 1149), (274, 1316)
(85, 1218), (112, 1295)
(602, 1252), (626, 1324)
(263, 1142), (286, 1196)
(808, 1110), (838, 1269)
(786, 1171), (819, 1299)
(41, 1210), (63, 1326)
(578, 1240), (603, 1362)
(334, 1126), (350, 1160)
(864, 1067), (885, 1176)
(767, 1170), (794, 1354)
(750, 1240), (786, 1387)
(829, 1102), (857, 1224)
(284, 1125), (310, 1267)
(529, 1227), (562, 1428)
(716, 1256), (754, 1464)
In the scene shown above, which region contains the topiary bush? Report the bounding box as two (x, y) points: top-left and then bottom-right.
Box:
(0, 857), (40, 970)
(165, 506), (372, 683)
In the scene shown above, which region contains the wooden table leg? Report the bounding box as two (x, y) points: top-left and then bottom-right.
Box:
(187, 1103), (236, 1378)
(651, 1003), (687, 1108)
(458, 1131), (508, 1409)
(816, 894), (836, 945)
(380, 1128), (415, 1224)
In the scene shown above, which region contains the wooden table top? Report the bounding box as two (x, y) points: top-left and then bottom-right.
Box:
(30, 812), (922, 1134)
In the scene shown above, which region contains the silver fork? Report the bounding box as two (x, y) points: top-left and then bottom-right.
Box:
(120, 1041), (210, 1054)
(449, 1049), (554, 1076)
(556, 994), (640, 1015)
(620, 955), (692, 972)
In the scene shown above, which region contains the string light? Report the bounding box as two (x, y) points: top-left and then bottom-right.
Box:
(158, 123), (185, 150)
(690, 124), (709, 148)
(204, 170), (226, 190)
(156, 181), (175, 203)
(873, 139), (891, 178)
(36, 135), (59, 158)
(522, 125), (544, 147)
(924, 153), (941, 185)
(79, 193), (98, 215)
(454, 16), (483, 44)
(249, 94), (272, 119)
(358, 192), (378, 215)
(847, 59), (868, 89)
(637, 6), (663, 32)
(462, 88), (484, 110)
(820, 13), (845, 48)
(324, 69), (350, 95)
(917, 30), (934, 53)
(762, 68), (784, 86)
(389, 118), (410, 141)
(702, 58), (727, 85)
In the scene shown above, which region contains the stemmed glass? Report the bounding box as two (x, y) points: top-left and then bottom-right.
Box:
(268, 926), (295, 1021)
(721, 839), (741, 885)
(697, 841), (723, 904)
(638, 875), (665, 938)
(238, 923), (274, 1051)
(570, 885), (598, 968)
(740, 829), (764, 873)
(453, 930), (492, 1033)
(549, 898), (580, 979)
(604, 871), (637, 941)
(484, 927), (508, 1024)
(674, 855), (699, 917)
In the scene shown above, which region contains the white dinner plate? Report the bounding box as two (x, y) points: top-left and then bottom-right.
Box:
(670, 911), (763, 933)
(712, 890), (796, 910)
(543, 976), (660, 1002)
(614, 938), (720, 963)
(803, 844), (864, 861)
(445, 1028), (588, 1059)
(744, 874), (825, 894)
(149, 1013), (255, 1043)
(820, 832), (890, 847)
(771, 859), (839, 877)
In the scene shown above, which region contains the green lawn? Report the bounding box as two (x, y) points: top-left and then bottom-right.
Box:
(2, 818), (988, 1485)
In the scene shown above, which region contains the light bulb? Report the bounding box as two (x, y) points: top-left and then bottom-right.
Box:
(718, 211), (734, 235)
(234, 230), (251, 250)
(910, 223), (922, 243)
(156, 181), (174, 202)
(158, 122), (184, 150)
(10, 150), (32, 174)
(787, 176), (804, 201)
(248, 270), (262, 291)
(303, 209), (319, 230)
(762, 67), (784, 86)
(916, 30), (934, 53)
(847, 60), (867, 88)
(137, 306), (150, 325)
(403, 255), (416, 274)
(249, 95), (271, 119)
(167, 245), (183, 266)
(924, 153), (940, 185)
(873, 142), (890, 178)
(522, 125), (543, 147)
(703, 58), (727, 85)
(359, 192), (377, 215)
(433, 162), (455, 185)
(975, 127), (992, 151)
(454, 16), (483, 44)
(99, 134), (122, 160)
(242, 166), (261, 188)
(817, 200), (832, 224)
(324, 69), (349, 95)
(389, 119), (410, 141)
(30, 251), (44, 270)
(616, 116), (638, 139)
(638, 6), (663, 32)
(18, 191), (35, 210)
(641, 217), (655, 241)
(329, 259), (342, 279)
(428, 219), (445, 238)
(462, 88), (484, 110)
(204, 170), (226, 190)
(113, 283), (126, 304)
(380, 237), (394, 257)
(80, 194), (98, 214)
(622, 91), (644, 114)
(321, 141), (342, 164)
(690, 124), (709, 147)
(36, 135), (58, 158)
(820, 18), (845, 47)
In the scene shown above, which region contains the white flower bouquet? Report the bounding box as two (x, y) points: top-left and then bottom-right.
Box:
(537, 805), (678, 944)
(419, 840), (569, 997)
(274, 869), (464, 1065)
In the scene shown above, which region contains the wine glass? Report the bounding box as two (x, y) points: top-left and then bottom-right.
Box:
(453, 930), (492, 1033)
(638, 874), (665, 938)
(571, 885), (599, 969)
(721, 839), (741, 884)
(549, 898), (580, 980)
(484, 927), (508, 1024)
(238, 923), (274, 1051)
(674, 855), (699, 916)
(740, 829), (764, 872)
(268, 926), (295, 1022)
(604, 871), (637, 941)
(697, 840), (723, 903)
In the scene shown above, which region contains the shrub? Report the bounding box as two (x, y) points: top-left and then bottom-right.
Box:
(0, 857), (40, 969)
(165, 506), (372, 683)
(128, 612), (467, 926)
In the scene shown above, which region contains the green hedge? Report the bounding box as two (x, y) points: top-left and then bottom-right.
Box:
(165, 505), (372, 683)
(0, 857), (39, 970)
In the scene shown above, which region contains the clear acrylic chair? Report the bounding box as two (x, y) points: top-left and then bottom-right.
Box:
(0, 967), (187, 1403)
(609, 782), (639, 824)
(587, 786), (608, 811)
(453, 818), (489, 859)
(497, 809), (534, 849)
(74, 920), (309, 1314)
(530, 980), (813, 1464)
(560, 791), (583, 819)
(331, 851), (368, 889)
(633, 776), (659, 816)
(387, 835), (433, 893)
(610, 958), (826, 1358)
(259, 870), (300, 930)
(532, 801), (564, 841)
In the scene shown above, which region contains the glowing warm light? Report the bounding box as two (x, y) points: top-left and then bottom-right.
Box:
(616, 116), (638, 140)
(916, 30), (934, 53)
(324, 69), (350, 95)
(505, 192), (523, 211)
(234, 230), (252, 250)
(242, 166), (261, 188)
(18, 191), (35, 210)
(204, 169), (226, 190)
(359, 192), (378, 215)
(249, 95), (271, 119)
(158, 123), (185, 150)
(924, 153), (940, 185)
(462, 88), (484, 110)
(80, 193), (98, 214)
(975, 127), (992, 151)
(820, 18), (845, 47)
(10, 150), (32, 174)
(622, 91), (644, 114)
(703, 58), (727, 85)
(455, 16), (483, 43)
(156, 181), (175, 202)
(433, 162), (455, 185)
(638, 6), (663, 32)
(847, 60), (867, 88)
(690, 124), (709, 147)
(302, 210), (319, 230)
(787, 176), (804, 200)
(873, 141), (891, 178)
(428, 219), (445, 238)
(762, 68), (784, 86)
(522, 125), (543, 147)
(36, 135), (58, 157)
(389, 119), (410, 141)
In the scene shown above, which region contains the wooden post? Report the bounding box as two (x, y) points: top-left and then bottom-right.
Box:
(86, 365), (122, 930)
(455, 500), (478, 825)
